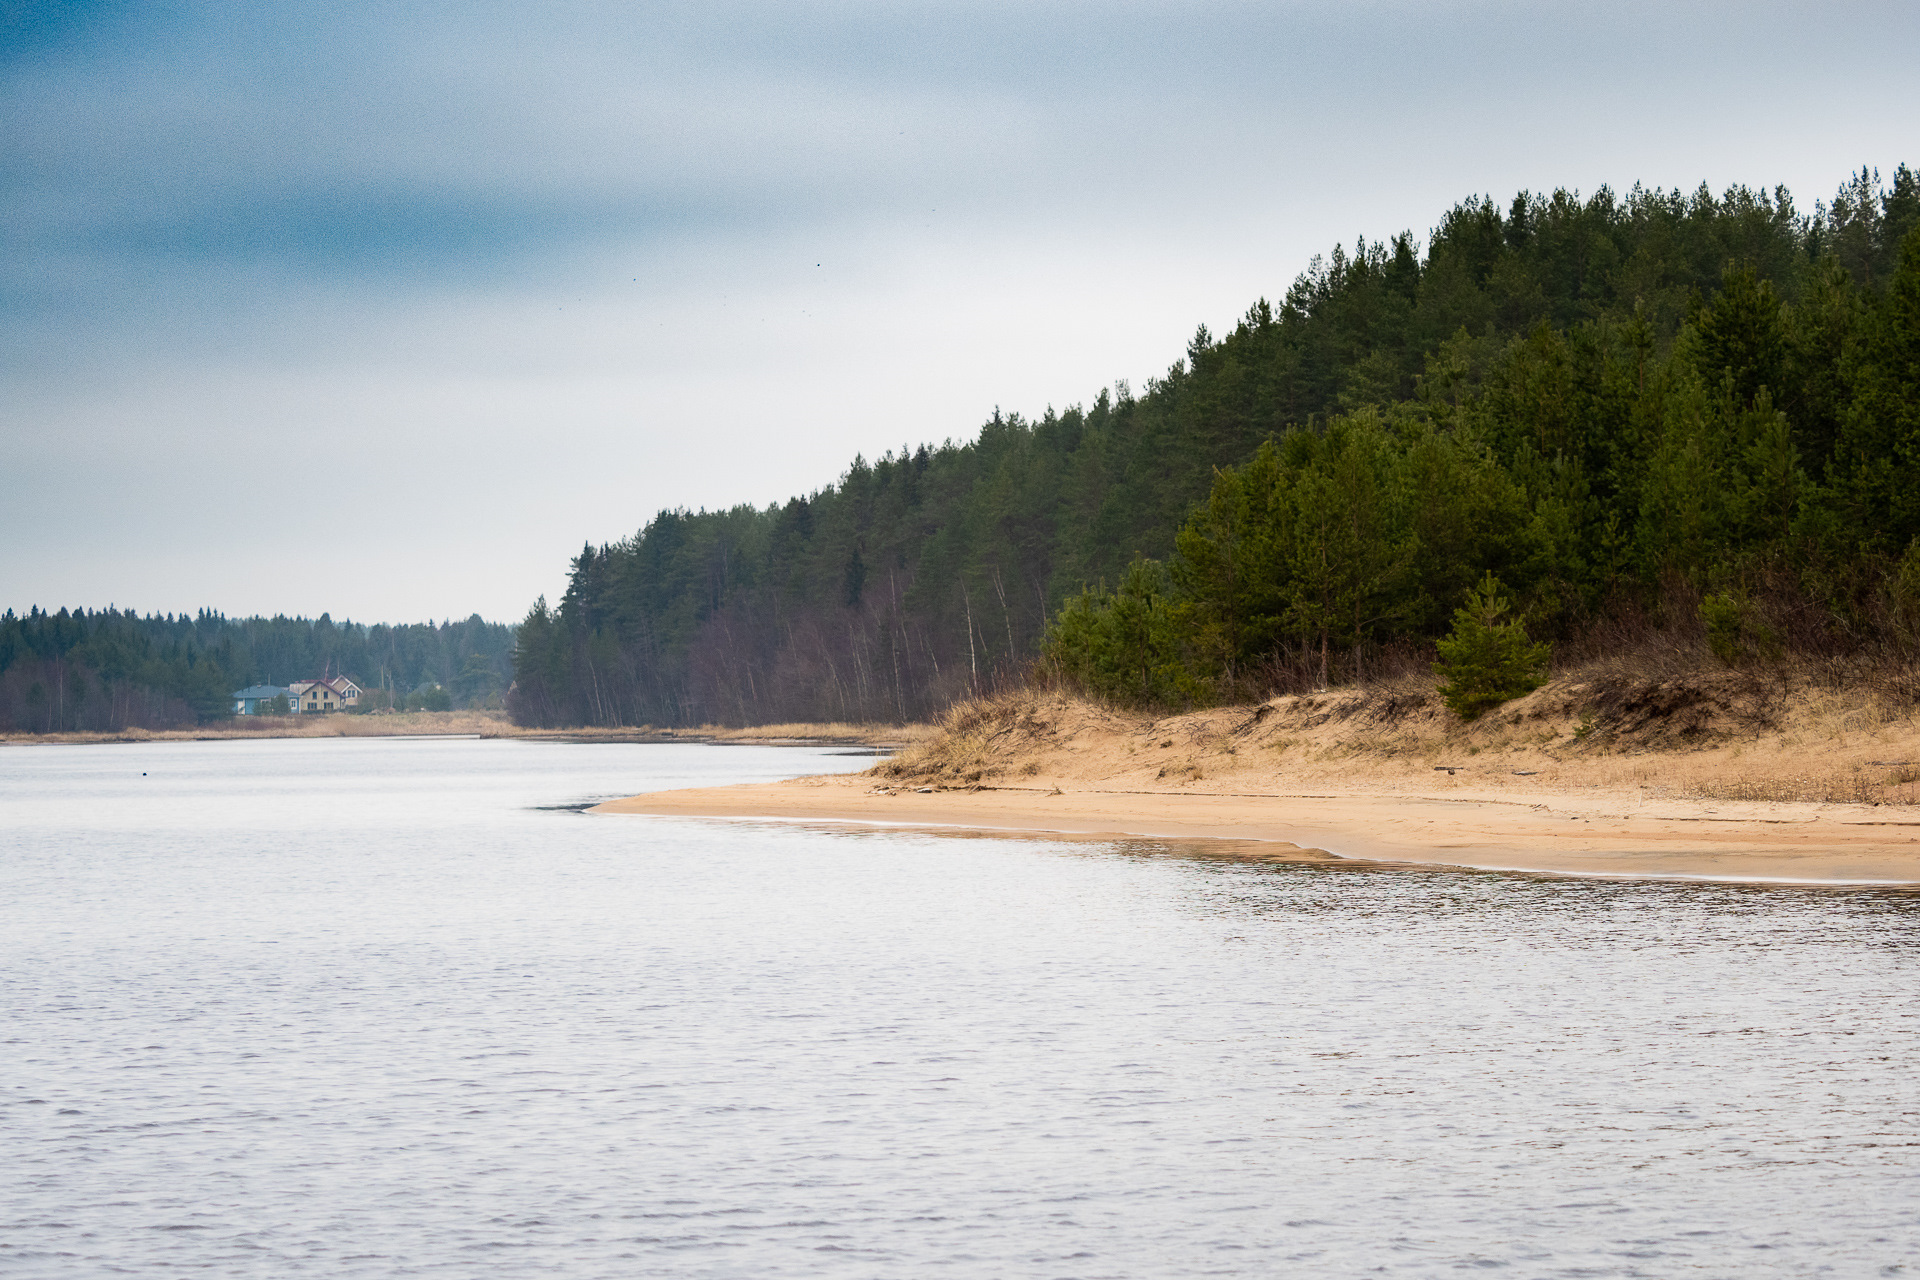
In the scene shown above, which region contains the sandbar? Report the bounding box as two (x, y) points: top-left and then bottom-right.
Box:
(593, 774), (1920, 885)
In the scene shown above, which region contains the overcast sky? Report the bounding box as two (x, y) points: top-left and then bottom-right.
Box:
(4, 1), (1916, 624)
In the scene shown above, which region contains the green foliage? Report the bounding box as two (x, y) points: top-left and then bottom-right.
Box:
(1153, 408), (1528, 695)
(1828, 225), (1920, 553)
(512, 166), (1920, 725)
(405, 684), (453, 712)
(1433, 574), (1551, 720)
(453, 653), (503, 708)
(1692, 266), (1787, 407)
(261, 694), (291, 715)
(1043, 561), (1208, 707)
(1701, 589), (1782, 666)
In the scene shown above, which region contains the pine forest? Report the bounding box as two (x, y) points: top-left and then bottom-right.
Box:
(507, 166), (1920, 727)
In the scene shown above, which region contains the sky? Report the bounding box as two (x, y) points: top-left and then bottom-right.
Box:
(4, 1), (1917, 625)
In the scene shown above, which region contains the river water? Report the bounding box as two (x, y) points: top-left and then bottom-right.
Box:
(2, 736), (1916, 1277)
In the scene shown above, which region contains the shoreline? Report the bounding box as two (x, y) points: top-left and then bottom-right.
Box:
(592, 775), (1920, 885)
(0, 713), (922, 749)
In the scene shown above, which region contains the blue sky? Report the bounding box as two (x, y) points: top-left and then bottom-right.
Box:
(4, 0), (1917, 623)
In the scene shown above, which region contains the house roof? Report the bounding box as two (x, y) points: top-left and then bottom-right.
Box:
(289, 677), (360, 695)
(233, 685), (289, 699)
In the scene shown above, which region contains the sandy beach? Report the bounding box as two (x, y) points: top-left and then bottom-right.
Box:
(593, 775), (1920, 883)
(594, 685), (1920, 884)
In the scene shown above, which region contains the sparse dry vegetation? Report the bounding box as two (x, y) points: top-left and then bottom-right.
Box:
(1682, 768), (1920, 806)
(873, 692), (1086, 786)
(868, 654), (1920, 808)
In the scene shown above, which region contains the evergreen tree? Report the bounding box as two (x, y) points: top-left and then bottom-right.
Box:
(1831, 226), (1920, 552)
(1433, 574), (1551, 721)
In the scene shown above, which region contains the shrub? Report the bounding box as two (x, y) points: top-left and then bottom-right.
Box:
(1702, 588), (1782, 666)
(1042, 558), (1210, 708)
(1434, 572), (1550, 720)
(406, 684), (453, 712)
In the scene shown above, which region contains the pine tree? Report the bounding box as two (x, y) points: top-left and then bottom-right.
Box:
(1433, 573), (1550, 720)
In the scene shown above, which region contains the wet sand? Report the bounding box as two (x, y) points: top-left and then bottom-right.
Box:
(593, 774), (1920, 884)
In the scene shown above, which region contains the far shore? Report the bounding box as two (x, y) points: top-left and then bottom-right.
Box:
(592, 683), (1920, 886)
(0, 711), (923, 749)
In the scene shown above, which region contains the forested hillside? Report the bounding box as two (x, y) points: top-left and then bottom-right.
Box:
(0, 610), (514, 733)
(510, 167), (1919, 727)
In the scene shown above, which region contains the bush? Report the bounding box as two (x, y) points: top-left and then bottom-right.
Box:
(1701, 588), (1781, 666)
(1041, 559), (1209, 708)
(1433, 572), (1550, 720)
(405, 684), (453, 712)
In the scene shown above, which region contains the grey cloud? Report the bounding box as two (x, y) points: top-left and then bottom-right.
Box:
(3, 0), (1917, 619)
(9, 0), (1915, 296)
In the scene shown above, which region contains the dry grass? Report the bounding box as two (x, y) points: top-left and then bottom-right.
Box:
(873, 691), (1094, 784)
(1682, 767), (1920, 806)
(663, 721), (934, 745)
(866, 655), (1920, 807)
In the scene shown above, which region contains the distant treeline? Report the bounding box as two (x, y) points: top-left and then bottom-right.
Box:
(0, 609), (514, 733)
(510, 166), (1919, 727)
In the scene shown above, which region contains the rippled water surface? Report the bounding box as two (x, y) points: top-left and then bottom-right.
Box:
(4, 737), (1919, 1277)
